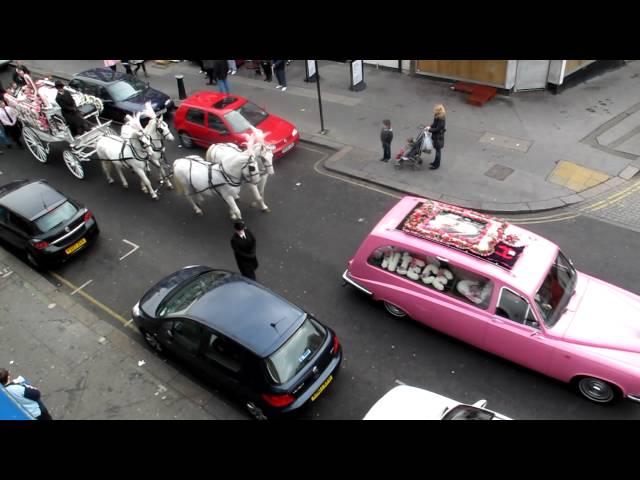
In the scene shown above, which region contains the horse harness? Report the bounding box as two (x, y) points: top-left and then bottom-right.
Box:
(102, 134), (151, 169)
(184, 154), (256, 197)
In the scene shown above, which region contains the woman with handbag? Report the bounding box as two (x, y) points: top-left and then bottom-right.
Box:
(426, 104), (446, 170)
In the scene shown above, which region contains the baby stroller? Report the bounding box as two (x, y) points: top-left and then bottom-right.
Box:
(394, 126), (432, 170)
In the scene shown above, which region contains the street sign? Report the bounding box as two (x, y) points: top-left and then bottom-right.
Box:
(349, 60), (367, 92)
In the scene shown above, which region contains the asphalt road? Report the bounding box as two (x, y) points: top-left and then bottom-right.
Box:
(1, 127), (640, 420)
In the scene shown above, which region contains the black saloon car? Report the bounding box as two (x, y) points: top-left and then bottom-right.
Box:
(0, 180), (99, 269)
(69, 68), (174, 123)
(132, 266), (342, 419)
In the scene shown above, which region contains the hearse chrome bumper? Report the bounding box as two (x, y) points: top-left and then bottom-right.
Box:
(627, 394), (640, 404)
(342, 269), (372, 296)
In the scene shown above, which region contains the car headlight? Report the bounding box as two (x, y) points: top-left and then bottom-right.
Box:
(132, 301), (141, 318)
(292, 128), (298, 137)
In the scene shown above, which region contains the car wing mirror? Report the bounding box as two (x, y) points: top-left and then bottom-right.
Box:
(472, 399), (488, 409)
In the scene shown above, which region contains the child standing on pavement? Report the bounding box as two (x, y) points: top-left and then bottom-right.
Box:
(380, 119), (393, 162)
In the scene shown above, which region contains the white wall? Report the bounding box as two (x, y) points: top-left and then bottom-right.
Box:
(364, 60), (412, 73)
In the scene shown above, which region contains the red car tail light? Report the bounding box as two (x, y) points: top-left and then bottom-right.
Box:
(31, 240), (49, 250)
(261, 393), (295, 408)
(83, 210), (93, 222)
(331, 335), (340, 355)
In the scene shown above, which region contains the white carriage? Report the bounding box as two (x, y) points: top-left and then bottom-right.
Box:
(3, 74), (114, 179)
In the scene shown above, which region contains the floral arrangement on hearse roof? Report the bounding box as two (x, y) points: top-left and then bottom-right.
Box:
(399, 201), (523, 258)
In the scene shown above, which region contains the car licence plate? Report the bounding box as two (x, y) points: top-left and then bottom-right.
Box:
(282, 143), (294, 154)
(65, 238), (87, 255)
(311, 374), (333, 402)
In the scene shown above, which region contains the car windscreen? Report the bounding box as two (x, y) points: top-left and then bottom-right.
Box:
(157, 270), (229, 317)
(442, 405), (495, 420)
(34, 201), (78, 233)
(223, 102), (269, 133)
(265, 317), (326, 384)
(534, 251), (577, 328)
(107, 79), (146, 102)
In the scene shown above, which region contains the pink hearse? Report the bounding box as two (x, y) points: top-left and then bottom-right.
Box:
(343, 196), (640, 404)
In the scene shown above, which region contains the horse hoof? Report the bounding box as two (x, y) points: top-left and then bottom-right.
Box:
(107, 179), (115, 185)
(122, 184), (129, 189)
(262, 207), (271, 213)
(195, 210), (203, 216)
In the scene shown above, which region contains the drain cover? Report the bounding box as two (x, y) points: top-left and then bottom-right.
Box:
(485, 164), (514, 181)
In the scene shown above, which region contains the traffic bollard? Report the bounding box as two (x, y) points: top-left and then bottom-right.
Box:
(176, 74), (187, 100)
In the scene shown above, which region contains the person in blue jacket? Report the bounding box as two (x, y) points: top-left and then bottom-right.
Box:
(0, 368), (52, 420)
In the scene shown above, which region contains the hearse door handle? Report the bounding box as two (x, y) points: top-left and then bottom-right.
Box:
(436, 256), (449, 263)
(492, 317), (505, 324)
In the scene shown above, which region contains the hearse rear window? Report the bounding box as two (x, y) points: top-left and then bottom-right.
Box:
(368, 246), (494, 309)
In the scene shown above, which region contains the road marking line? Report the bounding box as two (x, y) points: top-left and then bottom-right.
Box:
(125, 318), (134, 327)
(313, 157), (402, 199)
(70, 279), (93, 295)
(49, 272), (135, 330)
(119, 239), (140, 261)
(2, 269), (13, 278)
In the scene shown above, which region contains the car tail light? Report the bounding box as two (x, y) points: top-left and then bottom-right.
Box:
(331, 335), (340, 355)
(31, 240), (49, 250)
(261, 393), (295, 408)
(83, 210), (93, 222)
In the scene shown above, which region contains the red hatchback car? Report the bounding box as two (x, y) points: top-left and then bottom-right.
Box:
(174, 91), (299, 159)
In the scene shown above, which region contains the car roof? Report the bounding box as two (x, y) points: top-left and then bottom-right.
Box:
(75, 68), (130, 85)
(369, 196), (558, 296)
(181, 91), (247, 114)
(0, 180), (67, 221)
(188, 276), (306, 357)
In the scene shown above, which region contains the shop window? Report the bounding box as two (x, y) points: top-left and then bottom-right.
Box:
(367, 246), (493, 309)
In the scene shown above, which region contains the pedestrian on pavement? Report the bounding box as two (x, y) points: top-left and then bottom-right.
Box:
(227, 60), (238, 76)
(231, 220), (258, 281)
(55, 80), (91, 136)
(427, 104), (446, 170)
(380, 119), (393, 162)
(104, 60), (119, 72)
(260, 60), (273, 82)
(121, 60), (133, 75)
(131, 60), (148, 78)
(213, 60), (230, 94)
(0, 368), (52, 420)
(272, 60), (287, 91)
(0, 100), (23, 148)
(202, 60), (216, 85)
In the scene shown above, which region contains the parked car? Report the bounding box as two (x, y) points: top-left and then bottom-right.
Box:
(0, 180), (99, 269)
(174, 91), (299, 159)
(0, 384), (35, 420)
(132, 266), (342, 419)
(343, 196), (640, 405)
(364, 385), (511, 420)
(69, 68), (174, 123)
(0, 60), (11, 70)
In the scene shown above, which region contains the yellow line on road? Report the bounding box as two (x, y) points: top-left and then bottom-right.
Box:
(49, 272), (136, 330)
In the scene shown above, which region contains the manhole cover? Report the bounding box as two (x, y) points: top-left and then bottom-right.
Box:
(485, 164), (514, 181)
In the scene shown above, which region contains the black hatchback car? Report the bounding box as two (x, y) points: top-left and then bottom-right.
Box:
(69, 68), (174, 123)
(132, 266), (342, 419)
(0, 180), (99, 269)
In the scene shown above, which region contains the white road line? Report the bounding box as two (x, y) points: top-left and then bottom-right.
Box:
(125, 318), (134, 327)
(119, 239), (140, 261)
(70, 279), (93, 295)
(2, 271), (13, 278)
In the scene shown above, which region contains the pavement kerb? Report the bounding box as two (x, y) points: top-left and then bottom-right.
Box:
(14, 63), (640, 215)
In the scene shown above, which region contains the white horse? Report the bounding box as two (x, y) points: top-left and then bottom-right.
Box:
(96, 112), (160, 199)
(204, 127), (275, 209)
(172, 146), (263, 219)
(141, 102), (174, 190)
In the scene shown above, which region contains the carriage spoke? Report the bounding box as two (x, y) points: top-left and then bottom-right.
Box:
(23, 128), (50, 163)
(63, 150), (85, 179)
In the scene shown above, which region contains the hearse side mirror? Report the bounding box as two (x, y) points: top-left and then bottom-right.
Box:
(472, 399), (488, 409)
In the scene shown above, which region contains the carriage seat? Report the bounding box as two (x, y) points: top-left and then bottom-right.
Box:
(79, 103), (98, 118)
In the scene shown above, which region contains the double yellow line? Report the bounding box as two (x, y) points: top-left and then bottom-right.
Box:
(505, 179), (640, 225)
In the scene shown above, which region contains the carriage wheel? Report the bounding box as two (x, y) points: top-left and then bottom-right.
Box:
(22, 127), (50, 163)
(63, 150), (85, 179)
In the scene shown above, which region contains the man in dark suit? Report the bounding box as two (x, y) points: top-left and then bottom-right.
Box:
(54, 80), (90, 136)
(230, 221), (258, 280)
